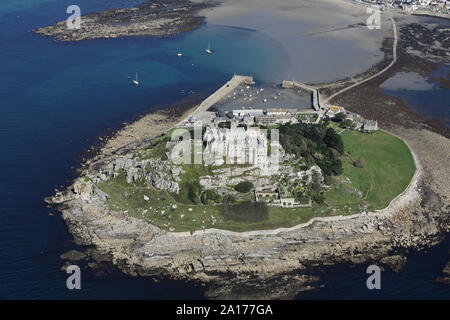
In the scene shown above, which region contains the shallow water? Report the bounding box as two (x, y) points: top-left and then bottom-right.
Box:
(203, 7), (388, 83)
(380, 65), (450, 128)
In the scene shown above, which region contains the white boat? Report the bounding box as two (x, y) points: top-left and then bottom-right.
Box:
(132, 72), (139, 86)
(205, 41), (212, 54)
(177, 53), (183, 57)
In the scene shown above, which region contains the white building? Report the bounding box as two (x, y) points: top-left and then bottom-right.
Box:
(363, 120), (378, 131)
(232, 109), (264, 117)
(266, 107), (288, 116)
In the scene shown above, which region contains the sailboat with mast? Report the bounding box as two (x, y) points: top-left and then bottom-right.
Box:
(205, 41), (212, 54)
(132, 72), (139, 86)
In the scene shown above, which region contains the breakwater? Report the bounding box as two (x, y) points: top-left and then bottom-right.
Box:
(186, 75), (255, 120)
(282, 80), (320, 111)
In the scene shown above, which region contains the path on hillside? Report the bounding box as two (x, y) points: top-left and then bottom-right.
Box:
(322, 17), (398, 104)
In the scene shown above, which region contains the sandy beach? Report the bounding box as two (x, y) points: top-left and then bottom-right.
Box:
(200, 0), (397, 83)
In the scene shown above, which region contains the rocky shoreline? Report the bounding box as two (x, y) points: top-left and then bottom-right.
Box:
(45, 18), (450, 298)
(46, 124), (449, 298)
(35, 0), (217, 42)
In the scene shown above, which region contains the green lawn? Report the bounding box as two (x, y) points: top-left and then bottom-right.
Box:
(298, 113), (318, 122)
(339, 130), (415, 210)
(97, 130), (415, 232)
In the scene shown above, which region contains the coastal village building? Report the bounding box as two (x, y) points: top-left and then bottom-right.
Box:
(324, 106), (345, 118)
(266, 107), (288, 115)
(255, 114), (295, 125)
(254, 185), (306, 208)
(345, 112), (364, 129)
(363, 120), (378, 131)
(280, 197), (296, 207)
(321, 105), (378, 132)
(254, 186), (279, 201)
(229, 107), (298, 126)
(232, 109), (264, 117)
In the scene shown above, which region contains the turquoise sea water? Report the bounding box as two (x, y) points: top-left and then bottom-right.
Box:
(0, 0), (448, 299)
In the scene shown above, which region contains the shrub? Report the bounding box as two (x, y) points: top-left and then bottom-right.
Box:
(323, 174), (334, 186)
(294, 189), (307, 202)
(333, 112), (346, 123)
(354, 157), (365, 168)
(201, 190), (221, 204)
(186, 181), (201, 204)
(340, 119), (354, 128)
(223, 194), (236, 203)
(234, 181), (254, 193)
(312, 182), (322, 191)
(311, 191), (325, 204)
(278, 122), (344, 176)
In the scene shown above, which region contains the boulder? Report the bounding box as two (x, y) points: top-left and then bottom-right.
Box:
(60, 250), (87, 261)
(73, 180), (94, 201)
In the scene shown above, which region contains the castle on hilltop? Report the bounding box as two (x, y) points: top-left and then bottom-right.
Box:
(203, 123), (279, 175)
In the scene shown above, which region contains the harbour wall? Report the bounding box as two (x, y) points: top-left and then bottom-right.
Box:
(189, 75), (255, 118)
(282, 80), (320, 111)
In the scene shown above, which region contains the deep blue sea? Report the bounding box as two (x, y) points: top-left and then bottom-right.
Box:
(0, 0), (449, 299)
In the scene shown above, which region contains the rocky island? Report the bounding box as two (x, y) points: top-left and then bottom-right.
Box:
(46, 72), (448, 298)
(35, 0), (217, 42)
(44, 0), (450, 299)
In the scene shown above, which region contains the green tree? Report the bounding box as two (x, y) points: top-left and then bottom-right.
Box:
(324, 128), (344, 154)
(333, 112), (346, 122)
(201, 190), (222, 204)
(223, 194), (236, 203)
(187, 181), (201, 204)
(234, 181), (254, 193)
(340, 119), (354, 128)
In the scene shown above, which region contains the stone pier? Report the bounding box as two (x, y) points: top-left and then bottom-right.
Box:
(188, 75), (255, 119)
(282, 80), (320, 111)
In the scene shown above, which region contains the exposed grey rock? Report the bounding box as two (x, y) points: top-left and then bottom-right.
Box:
(35, 1), (216, 42)
(103, 156), (181, 193)
(60, 250), (87, 261)
(73, 180), (94, 200)
(380, 255), (407, 273)
(94, 186), (110, 201)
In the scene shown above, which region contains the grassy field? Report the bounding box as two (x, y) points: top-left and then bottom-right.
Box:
(298, 113), (318, 122)
(97, 129), (415, 232)
(98, 173), (351, 232)
(339, 130), (415, 210)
